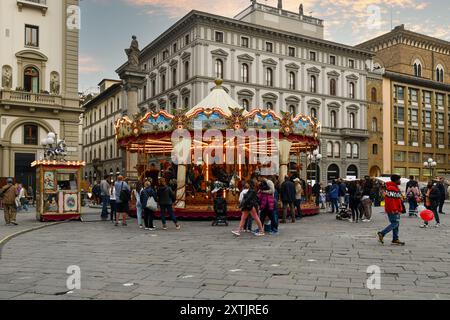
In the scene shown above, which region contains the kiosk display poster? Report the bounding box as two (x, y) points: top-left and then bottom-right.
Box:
(44, 171), (56, 191)
(64, 193), (78, 212)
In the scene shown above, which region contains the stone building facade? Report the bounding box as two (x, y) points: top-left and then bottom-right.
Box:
(126, 1), (374, 183)
(367, 72), (383, 177)
(358, 25), (450, 180)
(82, 79), (125, 184)
(0, 0), (80, 187)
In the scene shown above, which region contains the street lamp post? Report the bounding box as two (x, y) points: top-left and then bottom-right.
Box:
(307, 149), (322, 200)
(423, 158), (437, 181)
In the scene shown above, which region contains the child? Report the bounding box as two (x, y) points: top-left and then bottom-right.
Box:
(213, 189), (228, 226)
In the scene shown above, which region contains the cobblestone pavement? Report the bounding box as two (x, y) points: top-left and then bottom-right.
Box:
(0, 204), (449, 300)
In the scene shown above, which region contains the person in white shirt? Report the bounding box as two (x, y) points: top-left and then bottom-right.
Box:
(109, 183), (116, 222)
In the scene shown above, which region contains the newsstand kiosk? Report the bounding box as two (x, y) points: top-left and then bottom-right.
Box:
(32, 160), (85, 222)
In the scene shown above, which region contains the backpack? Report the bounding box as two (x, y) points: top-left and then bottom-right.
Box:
(144, 189), (158, 211)
(119, 182), (131, 203)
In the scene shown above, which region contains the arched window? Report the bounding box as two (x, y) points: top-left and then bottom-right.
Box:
(346, 143), (352, 158)
(352, 143), (359, 158)
(289, 72), (296, 90)
(330, 110), (337, 128)
(310, 108), (317, 118)
(110, 122), (113, 136)
(347, 165), (358, 179)
(184, 61), (190, 81)
(330, 79), (336, 96)
(215, 59), (223, 79)
(371, 117), (378, 132)
(327, 164), (340, 182)
(110, 145), (113, 158)
(327, 142), (333, 157)
(372, 144), (378, 155)
(23, 124), (38, 145)
(241, 63), (249, 83)
(334, 142), (340, 158)
(289, 105), (296, 115)
(172, 68), (177, 87)
(24, 67), (39, 93)
(266, 102), (274, 110)
(184, 96), (189, 108)
(436, 65), (444, 82)
(349, 82), (355, 99)
(413, 61), (422, 77)
(242, 99), (250, 111)
(266, 68), (273, 86)
(371, 87), (377, 102)
(161, 73), (166, 92)
(349, 112), (355, 129)
(310, 75), (317, 93)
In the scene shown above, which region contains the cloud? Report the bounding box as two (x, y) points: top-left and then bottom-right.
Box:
(79, 55), (104, 74)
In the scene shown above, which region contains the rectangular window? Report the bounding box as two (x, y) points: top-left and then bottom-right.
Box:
(436, 93), (444, 108)
(409, 89), (418, 103)
(309, 51), (316, 61)
(215, 31), (224, 43)
(25, 25), (39, 47)
(394, 151), (405, 162)
(163, 50), (169, 60)
(436, 113), (444, 127)
(394, 106), (404, 123)
(408, 152), (420, 163)
(408, 109), (418, 126)
(288, 47), (295, 57)
(23, 124), (38, 145)
(422, 111), (431, 126)
(266, 42), (273, 53)
(241, 37), (249, 48)
(395, 86), (404, 101)
(185, 34), (190, 45)
(395, 127), (405, 143)
(423, 91), (431, 105)
(408, 129), (418, 145)
(173, 43), (177, 53)
(422, 131), (432, 146)
(152, 57), (157, 66)
(437, 132), (445, 146)
(348, 59), (355, 68)
(329, 55), (336, 65)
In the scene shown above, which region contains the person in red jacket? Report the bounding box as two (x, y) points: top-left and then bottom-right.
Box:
(377, 175), (405, 246)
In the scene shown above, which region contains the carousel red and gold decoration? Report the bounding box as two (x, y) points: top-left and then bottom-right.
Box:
(115, 79), (321, 218)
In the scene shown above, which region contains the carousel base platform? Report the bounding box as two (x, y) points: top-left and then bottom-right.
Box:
(150, 204), (320, 219)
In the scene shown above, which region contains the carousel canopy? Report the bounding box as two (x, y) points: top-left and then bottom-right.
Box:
(186, 79), (248, 117)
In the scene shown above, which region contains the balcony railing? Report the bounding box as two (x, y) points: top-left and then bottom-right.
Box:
(0, 89), (61, 107)
(340, 128), (369, 138)
(17, 0), (48, 15)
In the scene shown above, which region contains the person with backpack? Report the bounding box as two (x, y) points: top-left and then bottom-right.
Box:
(406, 181), (420, 217)
(157, 178), (180, 230)
(232, 181), (265, 237)
(0, 178), (19, 226)
(140, 180), (157, 231)
(114, 175), (131, 227)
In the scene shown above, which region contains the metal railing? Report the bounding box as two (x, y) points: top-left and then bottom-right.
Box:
(1, 89), (61, 106)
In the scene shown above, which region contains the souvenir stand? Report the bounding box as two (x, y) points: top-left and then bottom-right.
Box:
(32, 160), (85, 222)
(115, 80), (321, 218)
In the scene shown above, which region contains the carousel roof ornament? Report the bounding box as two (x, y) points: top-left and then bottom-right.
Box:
(186, 79), (248, 117)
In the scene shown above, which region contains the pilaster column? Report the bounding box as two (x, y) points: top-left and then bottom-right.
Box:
(278, 139), (293, 184)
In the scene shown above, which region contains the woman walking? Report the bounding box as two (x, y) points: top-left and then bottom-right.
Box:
(109, 182), (117, 222)
(406, 181), (420, 217)
(232, 181), (265, 237)
(421, 181), (441, 228)
(140, 180), (157, 231)
(348, 181), (363, 223)
(114, 175), (131, 227)
(132, 183), (143, 229)
(157, 178), (181, 230)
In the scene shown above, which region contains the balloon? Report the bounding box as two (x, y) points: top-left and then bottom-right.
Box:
(420, 209), (434, 222)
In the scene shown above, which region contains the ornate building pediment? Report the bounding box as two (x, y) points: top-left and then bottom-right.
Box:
(211, 49), (229, 57)
(169, 59), (178, 67)
(180, 87), (191, 96)
(346, 73), (359, 81)
(346, 104), (360, 112)
(285, 63), (300, 70)
(180, 52), (191, 61)
(262, 92), (278, 100)
(237, 54), (254, 62)
(285, 95), (300, 103)
(327, 70), (340, 78)
(327, 101), (341, 109)
(307, 66), (321, 74)
(15, 50), (48, 62)
(307, 98), (321, 106)
(237, 89), (254, 97)
(262, 58), (278, 66)
(158, 66), (167, 73)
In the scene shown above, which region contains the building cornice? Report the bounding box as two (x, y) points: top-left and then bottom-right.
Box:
(82, 83), (122, 110)
(384, 71), (450, 92)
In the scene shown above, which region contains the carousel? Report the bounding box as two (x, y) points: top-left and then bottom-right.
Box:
(115, 79), (321, 218)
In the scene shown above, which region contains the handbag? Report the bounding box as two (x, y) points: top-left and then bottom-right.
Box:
(145, 190), (158, 211)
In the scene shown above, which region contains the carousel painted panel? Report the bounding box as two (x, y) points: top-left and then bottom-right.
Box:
(188, 109), (229, 131)
(246, 110), (281, 131)
(292, 116), (314, 136)
(141, 111), (173, 133)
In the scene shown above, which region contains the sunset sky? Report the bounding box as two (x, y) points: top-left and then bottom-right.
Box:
(79, 0), (450, 92)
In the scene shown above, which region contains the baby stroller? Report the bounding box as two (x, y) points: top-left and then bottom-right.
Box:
(212, 189), (228, 226)
(336, 202), (351, 221)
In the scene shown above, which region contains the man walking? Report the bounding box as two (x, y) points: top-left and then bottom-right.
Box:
(377, 175), (405, 246)
(280, 176), (296, 224)
(0, 178), (19, 226)
(329, 180), (339, 214)
(100, 175), (110, 221)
